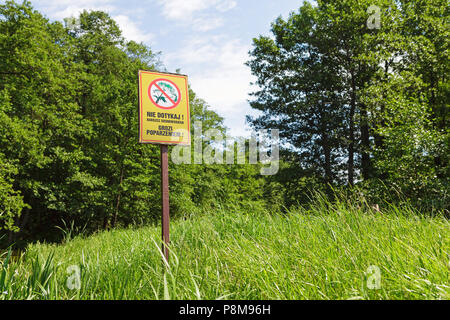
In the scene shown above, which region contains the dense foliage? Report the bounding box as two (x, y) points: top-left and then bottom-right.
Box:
(0, 1), (276, 246)
(247, 0), (449, 212)
(0, 0), (448, 247)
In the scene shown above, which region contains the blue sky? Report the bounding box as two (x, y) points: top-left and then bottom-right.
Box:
(31, 0), (305, 137)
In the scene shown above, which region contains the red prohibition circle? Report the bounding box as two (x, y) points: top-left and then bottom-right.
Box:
(148, 78), (182, 110)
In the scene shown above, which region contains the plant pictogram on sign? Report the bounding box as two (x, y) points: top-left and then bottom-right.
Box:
(148, 78), (181, 110)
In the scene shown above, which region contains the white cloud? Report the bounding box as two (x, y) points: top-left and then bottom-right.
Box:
(32, 0), (116, 20)
(215, 0), (236, 12)
(192, 16), (224, 32)
(34, 0), (113, 4)
(33, 1), (154, 44)
(156, 0), (237, 31)
(113, 15), (155, 43)
(156, 0), (210, 20)
(53, 5), (116, 20)
(164, 35), (256, 136)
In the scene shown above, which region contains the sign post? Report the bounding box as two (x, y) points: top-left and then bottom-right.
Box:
(160, 144), (170, 262)
(138, 70), (191, 263)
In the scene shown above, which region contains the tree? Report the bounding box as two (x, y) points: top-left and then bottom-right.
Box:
(247, 0), (448, 211)
(361, 0), (449, 211)
(246, 2), (347, 185)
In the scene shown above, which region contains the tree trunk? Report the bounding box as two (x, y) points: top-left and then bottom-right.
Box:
(373, 60), (389, 175)
(319, 103), (332, 185)
(111, 165), (125, 228)
(102, 211), (109, 230)
(324, 135), (332, 185)
(348, 70), (356, 186)
(360, 103), (371, 180)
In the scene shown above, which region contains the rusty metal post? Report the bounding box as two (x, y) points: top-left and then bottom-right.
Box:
(160, 144), (170, 263)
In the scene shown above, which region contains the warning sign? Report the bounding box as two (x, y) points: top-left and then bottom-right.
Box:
(139, 70), (190, 145)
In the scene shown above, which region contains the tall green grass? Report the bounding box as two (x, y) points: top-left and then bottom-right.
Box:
(1, 196), (449, 300)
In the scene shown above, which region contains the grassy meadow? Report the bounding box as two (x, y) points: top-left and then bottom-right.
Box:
(1, 197), (449, 300)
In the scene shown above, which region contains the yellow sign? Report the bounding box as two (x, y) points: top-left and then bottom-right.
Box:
(139, 70), (190, 145)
